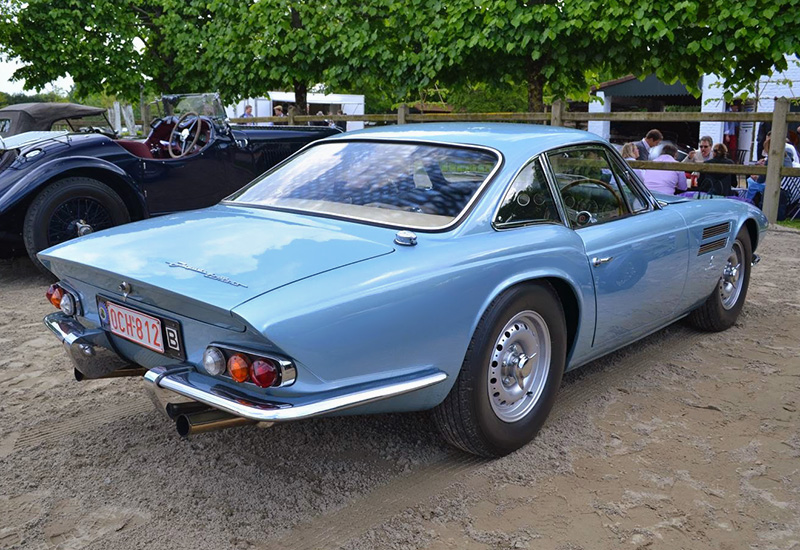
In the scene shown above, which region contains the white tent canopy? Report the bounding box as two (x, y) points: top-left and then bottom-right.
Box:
(227, 92), (365, 131)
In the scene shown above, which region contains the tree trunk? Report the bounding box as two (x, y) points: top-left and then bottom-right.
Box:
(526, 59), (545, 112)
(289, 8), (307, 115)
(294, 80), (308, 115)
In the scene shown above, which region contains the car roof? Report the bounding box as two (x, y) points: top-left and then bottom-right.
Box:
(0, 102), (106, 120)
(326, 122), (606, 158)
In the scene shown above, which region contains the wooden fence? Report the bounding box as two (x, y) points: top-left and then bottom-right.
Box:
(230, 97), (800, 223)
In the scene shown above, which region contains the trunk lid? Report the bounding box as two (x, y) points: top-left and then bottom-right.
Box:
(39, 205), (396, 313)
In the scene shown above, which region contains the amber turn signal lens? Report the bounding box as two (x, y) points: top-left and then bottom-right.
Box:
(250, 359), (278, 388)
(227, 353), (251, 383)
(46, 284), (64, 309)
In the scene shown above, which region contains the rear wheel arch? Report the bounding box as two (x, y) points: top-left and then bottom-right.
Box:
(47, 167), (145, 221)
(23, 176), (132, 274)
(743, 217), (759, 252)
(539, 277), (580, 362)
(481, 276), (580, 365)
(0, 168), (144, 250)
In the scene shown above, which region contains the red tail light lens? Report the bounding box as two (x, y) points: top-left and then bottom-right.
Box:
(227, 353), (251, 383)
(46, 284), (64, 308)
(250, 359), (278, 388)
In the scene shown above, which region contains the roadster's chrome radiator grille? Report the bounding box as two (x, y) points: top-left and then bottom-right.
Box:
(698, 238), (727, 255)
(702, 222), (730, 240)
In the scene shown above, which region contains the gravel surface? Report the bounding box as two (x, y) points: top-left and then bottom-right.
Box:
(1, 228), (798, 550)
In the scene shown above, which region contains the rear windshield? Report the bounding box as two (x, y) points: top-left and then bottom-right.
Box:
(228, 141), (498, 228)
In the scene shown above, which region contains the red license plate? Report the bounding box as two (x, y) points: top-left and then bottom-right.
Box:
(106, 301), (164, 353)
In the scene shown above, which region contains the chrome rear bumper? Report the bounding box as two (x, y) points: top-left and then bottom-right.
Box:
(44, 312), (449, 423)
(144, 365), (447, 423)
(44, 312), (132, 378)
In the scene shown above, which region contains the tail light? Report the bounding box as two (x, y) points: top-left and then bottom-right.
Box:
(227, 353), (251, 383)
(202, 345), (296, 387)
(202, 347), (226, 376)
(46, 284), (64, 308)
(250, 359), (278, 388)
(59, 293), (76, 316)
(46, 284), (80, 316)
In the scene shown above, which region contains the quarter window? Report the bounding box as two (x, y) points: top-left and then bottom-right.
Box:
(495, 160), (559, 227)
(609, 158), (649, 212)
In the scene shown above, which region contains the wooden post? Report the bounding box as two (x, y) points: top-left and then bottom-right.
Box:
(397, 103), (409, 125)
(112, 101), (122, 134)
(763, 97), (789, 223)
(550, 99), (564, 127)
(140, 86), (147, 136)
(143, 103), (151, 133)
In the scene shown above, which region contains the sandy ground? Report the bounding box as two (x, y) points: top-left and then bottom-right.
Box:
(0, 228), (798, 550)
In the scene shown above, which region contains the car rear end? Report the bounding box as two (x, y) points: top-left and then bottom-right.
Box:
(38, 204), (450, 436)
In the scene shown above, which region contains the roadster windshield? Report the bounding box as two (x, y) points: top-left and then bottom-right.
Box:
(228, 141), (498, 228)
(159, 93), (226, 120)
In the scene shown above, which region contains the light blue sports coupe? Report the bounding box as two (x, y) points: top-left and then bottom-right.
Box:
(40, 123), (768, 457)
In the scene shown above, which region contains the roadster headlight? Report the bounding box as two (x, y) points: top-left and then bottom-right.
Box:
(202, 346), (226, 375)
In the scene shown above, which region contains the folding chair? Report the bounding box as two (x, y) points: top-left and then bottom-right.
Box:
(736, 149), (749, 164)
(780, 176), (800, 220)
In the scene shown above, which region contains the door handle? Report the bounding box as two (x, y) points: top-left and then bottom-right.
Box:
(592, 256), (613, 267)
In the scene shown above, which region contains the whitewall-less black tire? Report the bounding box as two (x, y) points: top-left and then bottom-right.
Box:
(433, 282), (567, 457)
(688, 227), (752, 332)
(23, 177), (129, 274)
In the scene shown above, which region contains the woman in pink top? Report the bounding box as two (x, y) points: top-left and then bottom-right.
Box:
(643, 144), (687, 195)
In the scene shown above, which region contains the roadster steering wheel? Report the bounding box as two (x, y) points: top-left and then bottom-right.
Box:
(560, 178), (625, 218)
(168, 111), (202, 158)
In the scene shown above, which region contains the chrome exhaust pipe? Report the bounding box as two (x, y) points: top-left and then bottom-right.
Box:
(176, 409), (257, 437)
(165, 400), (211, 420)
(74, 366), (148, 381)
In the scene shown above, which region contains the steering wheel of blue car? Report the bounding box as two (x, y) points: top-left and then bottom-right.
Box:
(559, 178), (625, 224)
(168, 111), (201, 158)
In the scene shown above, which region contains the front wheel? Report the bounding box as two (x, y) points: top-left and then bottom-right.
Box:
(687, 226), (752, 332)
(433, 283), (567, 457)
(23, 177), (130, 274)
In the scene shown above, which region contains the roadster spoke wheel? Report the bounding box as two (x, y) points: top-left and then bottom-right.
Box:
(24, 177), (130, 275)
(488, 310), (551, 423)
(47, 197), (114, 245)
(718, 241), (744, 310)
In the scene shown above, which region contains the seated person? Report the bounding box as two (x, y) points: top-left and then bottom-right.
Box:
(745, 175), (765, 203)
(621, 142), (646, 181)
(697, 143), (736, 196)
(643, 144), (687, 195)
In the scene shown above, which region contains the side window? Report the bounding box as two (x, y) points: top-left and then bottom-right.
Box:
(546, 147), (630, 228)
(610, 158), (650, 212)
(495, 159), (559, 227)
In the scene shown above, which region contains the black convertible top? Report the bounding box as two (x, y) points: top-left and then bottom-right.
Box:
(0, 102), (106, 137)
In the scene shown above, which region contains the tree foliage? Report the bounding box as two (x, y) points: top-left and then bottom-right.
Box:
(387, 0), (800, 111)
(0, 0), (255, 100)
(0, 90), (66, 108)
(1, 0), (799, 112)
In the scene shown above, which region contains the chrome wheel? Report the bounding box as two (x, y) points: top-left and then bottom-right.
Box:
(488, 310), (551, 423)
(719, 240), (744, 310)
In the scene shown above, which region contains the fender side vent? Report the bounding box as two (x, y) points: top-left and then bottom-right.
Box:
(698, 238), (727, 255)
(702, 222), (730, 240)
